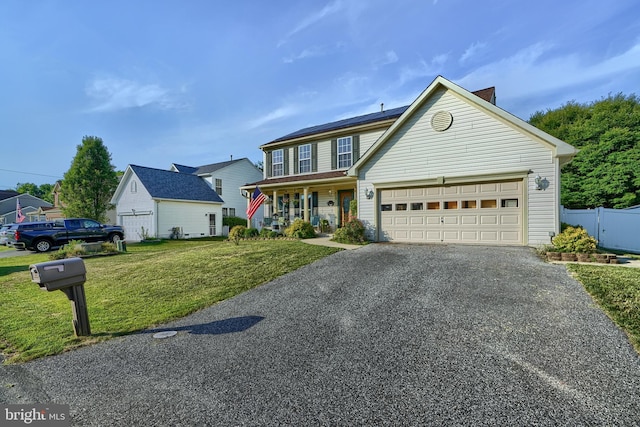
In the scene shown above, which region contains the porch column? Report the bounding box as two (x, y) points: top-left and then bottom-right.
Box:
(272, 190), (278, 218)
(246, 194), (251, 227)
(303, 187), (309, 222)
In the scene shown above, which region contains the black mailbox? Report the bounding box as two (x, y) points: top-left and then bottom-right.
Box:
(30, 257), (87, 291)
(30, 257), (91, 336)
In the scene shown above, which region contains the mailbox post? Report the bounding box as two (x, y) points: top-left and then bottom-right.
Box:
(30, 257), (91, 336)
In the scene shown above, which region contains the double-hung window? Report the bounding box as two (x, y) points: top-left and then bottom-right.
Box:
(298, 144), (311, 174)
(215, 178), (222, 195)
(337, 137), (352, 168)
(272, 149), (284, 177)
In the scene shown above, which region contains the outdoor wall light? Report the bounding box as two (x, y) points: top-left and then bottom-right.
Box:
(534, 175), (549, 190)
(364, 188), (374, 199)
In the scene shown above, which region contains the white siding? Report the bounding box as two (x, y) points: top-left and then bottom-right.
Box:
(358, 88), (560, 246)
(157, 200), (223, 238)
(114, 172), (156, 241)
(201, 159), (262, 220)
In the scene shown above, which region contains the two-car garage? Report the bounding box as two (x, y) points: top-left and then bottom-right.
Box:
(379, 180), (523, 245)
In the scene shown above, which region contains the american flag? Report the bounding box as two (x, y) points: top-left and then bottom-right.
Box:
(16, 199), (26, 223)
(246, 187), (267, 220)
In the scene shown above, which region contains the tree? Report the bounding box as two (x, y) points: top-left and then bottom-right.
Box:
(16, 182), (55, 203)
(529, 93), (640, 209)
(60, 136), (119, 222)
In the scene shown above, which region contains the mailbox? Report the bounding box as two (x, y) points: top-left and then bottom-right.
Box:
(30, 258), (86, 292)
(30, 257), (91, 336)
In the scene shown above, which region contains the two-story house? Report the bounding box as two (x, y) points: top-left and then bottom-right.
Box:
(243, 75), (577, 246)
(111, 158), (263, 241)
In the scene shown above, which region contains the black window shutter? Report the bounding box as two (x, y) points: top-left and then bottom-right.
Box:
(312, 143), (318, 172)
(284, 148), (289, 175)
(293, 146), (299, 174)
(265, 151), (272, 178)
(331, 139), (337, 170)
(352, 135), (360, 163)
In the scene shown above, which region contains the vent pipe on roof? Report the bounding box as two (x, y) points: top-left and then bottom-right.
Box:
(380, 103), (384, 113)
(230, 155), (233, 161)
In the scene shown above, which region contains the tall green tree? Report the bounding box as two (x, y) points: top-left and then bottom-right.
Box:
(60, 136), (119, 222)
(529, 93), (640, 209)
(16, 182), (55, 203)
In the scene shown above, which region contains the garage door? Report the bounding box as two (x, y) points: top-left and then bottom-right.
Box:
(121, 214), (153, 241)
(379, 181), (523, 244)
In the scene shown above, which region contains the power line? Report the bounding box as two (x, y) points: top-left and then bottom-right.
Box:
(0, 168), (63, 179)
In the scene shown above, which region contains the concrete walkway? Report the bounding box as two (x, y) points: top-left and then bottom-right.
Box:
(301, 234), (363, 250)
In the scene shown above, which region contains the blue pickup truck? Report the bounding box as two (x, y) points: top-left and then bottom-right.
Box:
(7, 218), (124, 253)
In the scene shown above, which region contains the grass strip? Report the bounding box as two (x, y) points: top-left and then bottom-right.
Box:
(0, 239), (340, 363)
(568, 264), (640, 353)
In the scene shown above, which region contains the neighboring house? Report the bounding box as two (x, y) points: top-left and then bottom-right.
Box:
(35, 181), (64, 221)
(0, 191), (53, 224)
(170, 158), (264, 225)
(111, 165), (224, 242)
(34, 181), (117, 224)
(243, 75), (577, 246)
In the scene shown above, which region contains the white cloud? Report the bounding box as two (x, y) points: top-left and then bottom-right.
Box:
(85, 77), (185, 112)
(373, 50), (399, 68)
(283, 46), (327, 63)
(247, 106), (300, 129)
(397, 53), (449, 87)
(459, 41), (487, 64)
(456, 40), (640, 116)
(278, 0), (344, 46)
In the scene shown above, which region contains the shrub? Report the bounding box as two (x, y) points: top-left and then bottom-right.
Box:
(552, 226), (597, 253)
(332, 218), (366, 244)
(244, 227), (259, 238)
(284, 219), (316, 239)
(259, 228), (278, 238)
(223, 216), (247, 228)
(228, 225), (246, 245)
(48, 240), (118, 260)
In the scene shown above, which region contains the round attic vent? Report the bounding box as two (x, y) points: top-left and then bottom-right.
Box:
(431, 110), (453, 131)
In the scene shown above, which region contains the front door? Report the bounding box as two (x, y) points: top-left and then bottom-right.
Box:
(338, 190), (354, 227)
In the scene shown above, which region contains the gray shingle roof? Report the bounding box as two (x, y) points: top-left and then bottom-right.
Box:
(171, 164), (199, 174)
(130, 165), (223, 203)
(172, 158), (248, 175)
(265, 86), (496, 146)
(268, 106), (409, 144)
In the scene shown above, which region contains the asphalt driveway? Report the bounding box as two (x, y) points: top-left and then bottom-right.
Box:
(1, 244), (639, 425)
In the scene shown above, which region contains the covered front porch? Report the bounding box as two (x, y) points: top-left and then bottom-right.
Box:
(243, 173), (356, 233)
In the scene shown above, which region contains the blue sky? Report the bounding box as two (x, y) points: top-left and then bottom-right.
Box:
(1, 0), (639, 189)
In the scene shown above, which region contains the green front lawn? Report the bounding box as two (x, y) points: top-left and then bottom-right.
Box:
(0, 239), (340, 363)
(568, 264), (640, 353)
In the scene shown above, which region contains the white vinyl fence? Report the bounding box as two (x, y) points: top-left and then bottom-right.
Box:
(560, 206), (640, 253)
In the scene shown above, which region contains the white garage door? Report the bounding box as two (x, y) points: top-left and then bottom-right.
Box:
(380, 181), (523, 245)
(121, 214), (153, 241)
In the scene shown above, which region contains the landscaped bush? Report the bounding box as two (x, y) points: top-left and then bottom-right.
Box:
(552, 226), (597, 253)
(223, 216), (247, 228)
(284, 219), (316, 239)
(48, 240), (119, 260)
(243, 227), (259, 238)
(332, 218), (366, 244)
(259, 228), (278, 238)
(229, 225), (246, 244)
